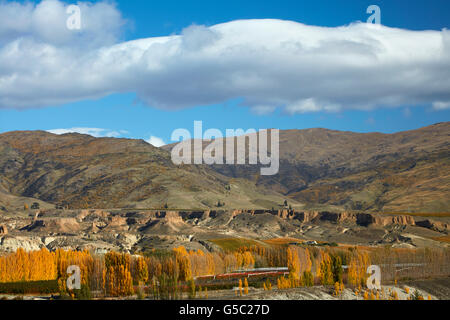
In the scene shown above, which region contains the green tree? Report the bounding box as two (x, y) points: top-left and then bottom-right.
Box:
(302, 271), (314, 287)
(332, 255), (343, 283)
(188, 279), (196, 299)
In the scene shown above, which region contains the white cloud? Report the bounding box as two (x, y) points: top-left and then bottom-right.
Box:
(146, 136), (165, 147)
(47, 127), (123, 138)
(250, 105), (277, 115)
(284, 98), (341, 114)
(0, 2), (449, 114)
(0, 0), (125, 47)
(432, 101), (450, 110)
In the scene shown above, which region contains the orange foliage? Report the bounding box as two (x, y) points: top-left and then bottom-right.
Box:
(102, 251), (133, 297)
(0, 248), (57, 283)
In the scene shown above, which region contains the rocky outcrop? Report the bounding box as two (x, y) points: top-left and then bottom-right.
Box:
(164, 211), (184, 224)
(0, 236), (44, 252)
(33, 211), (41, 220)
(268, 211), (419, 228)
(89, 222), (101, 234)
(198, 239), (222, 253)
(231, 210), (244, 218)
(296, 211), (320, 223)
(356, 213), (377, 226)
(175, 234), (194, 242)
(25, 218), (81, 233)
(77, 209), (90, 221)
(78, 242), (117, 255)
(77, 209), (110, 222)
(202, 210), (211, 219)
(318, 211), (357, 223)
(0, 224), (7, 235)
(388, 215), (416, 226)
(116, 233), (139, 251)
(275, 209), (296, 220)
(108, 216), (128, 227)
(357, 214), (415, 227)
(184, 209), (420, 229)
(416, 219), (449, 232)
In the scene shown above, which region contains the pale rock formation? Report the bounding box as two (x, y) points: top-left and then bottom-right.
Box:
(0, 236), (44, 252)
(0, 224), (7, 235)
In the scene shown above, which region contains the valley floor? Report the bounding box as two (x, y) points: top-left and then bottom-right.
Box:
(2, 278), (448, 300)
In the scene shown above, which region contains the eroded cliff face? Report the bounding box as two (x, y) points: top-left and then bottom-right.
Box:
(188, 208), (444, 232)
(0, 208), (448, 253)
(416, 220), (449, 233)
(25, 218), (81, 233)
(299, 211), (416, 228)
(233, 209), (420, 228)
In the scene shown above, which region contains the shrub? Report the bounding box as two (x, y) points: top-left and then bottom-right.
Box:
(302, 271), (314, 287)
(31, 202), (40, 210)
(72, 284), (92, 300)
(332, 255), (343, 283)
(188, 279), (196, 299)
(411, 290), (424, 300)
(217, 201), (225, 207)
(136, 285), (145, 300)
(0, 280), (59, 294)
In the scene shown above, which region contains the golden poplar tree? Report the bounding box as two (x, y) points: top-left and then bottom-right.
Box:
(244, 278), (249, 295)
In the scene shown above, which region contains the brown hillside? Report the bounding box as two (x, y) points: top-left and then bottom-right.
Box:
(0, 123), (448, 212)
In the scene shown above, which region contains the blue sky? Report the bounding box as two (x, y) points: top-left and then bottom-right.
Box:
(0, 0), (449, 145)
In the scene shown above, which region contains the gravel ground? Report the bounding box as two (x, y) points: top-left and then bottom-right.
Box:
(404, 277), (450, 300)
(198, 279), (449, 300)
(1, 278), (448, 300)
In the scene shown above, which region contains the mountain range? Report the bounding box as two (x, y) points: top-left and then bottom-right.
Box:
(0, 122), (448, 213)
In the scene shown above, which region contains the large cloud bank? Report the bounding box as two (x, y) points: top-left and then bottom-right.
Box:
(1, 0), (449, 113)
